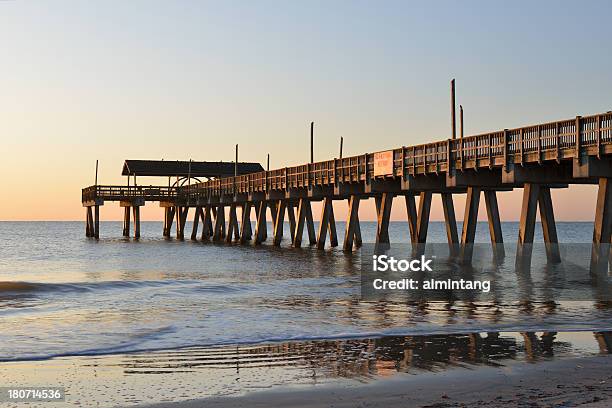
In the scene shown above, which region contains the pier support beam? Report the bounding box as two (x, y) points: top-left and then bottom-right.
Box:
(591, 178), (612, 271)
(343, 195), (361, 251)
(405, 194), (418, 244)
(201, 206), (213, 241)
(518, 184), (539, 245)
(268, 201), (277, 239)
(294, 198), (316, 247)
(440, 193), (458, 245)
(163, 206), (175, 237)
(461, 187), (481, 245)
(175, 207), (182, 239)
(484, 190), (503, 245)
(212, 205), (226, 241)
(94, 205), (100, 239)
(316, 197), (338, 249)
(287, 203), (296, 244)
(85, 206), (94, 237)
(273, 200), (286, 246)
(416, 192), (432, 244)
(538, 187), (560, 262)
(123, 206), (131, 237)
(132, 206), (141, 239)
(191, 207), (201, 240)
(517, 184), (561, 264)
(226, 204), (240, 243)
(593, 178), (612, 245)
(122, 200), (143, 239)
(254, 201), (267, 245)
(460, 187), (481, 262)
(240, 203), (253, 243)
(375, 193), (393, 244)
(176, 206), (189, 240)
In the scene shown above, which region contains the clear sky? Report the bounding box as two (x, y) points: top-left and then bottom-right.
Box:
(1, 0), (610, 221)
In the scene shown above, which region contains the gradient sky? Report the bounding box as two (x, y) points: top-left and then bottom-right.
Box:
(1, 0), (610, 221)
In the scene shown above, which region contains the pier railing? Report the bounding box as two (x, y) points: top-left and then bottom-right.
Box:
(82, 185), (177, 202)
(81, 111), (612, 203)
(183, 112), (612, 197)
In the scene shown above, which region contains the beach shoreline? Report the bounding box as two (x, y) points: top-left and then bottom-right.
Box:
(2, 330), (610, 407)
(140, 355), (612, 408)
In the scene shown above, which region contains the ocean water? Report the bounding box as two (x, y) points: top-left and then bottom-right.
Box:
(0, 221), (610, 362)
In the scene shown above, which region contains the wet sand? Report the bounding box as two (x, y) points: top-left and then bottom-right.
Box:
(142, 355), (612, 408)
(1, 331), (611, 407)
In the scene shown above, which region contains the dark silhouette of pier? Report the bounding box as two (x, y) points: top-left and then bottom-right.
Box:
(82, 111), (612, 266)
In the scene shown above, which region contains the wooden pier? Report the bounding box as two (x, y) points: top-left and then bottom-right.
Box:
(82, 111), (612, 263)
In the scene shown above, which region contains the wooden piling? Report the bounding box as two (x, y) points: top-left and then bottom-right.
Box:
(174, 206), (180, 238)
(317, 197), (337, 249)
(405, 194), (418, 244)
(269, 201), (278, 226)
(85, 208), (89, 237)
(162, 208), (167, 237)
(593, 178), (612, 245)
(305, 200), (316, 245)
(163, 207), (175, 237)
(483, 190), (503, 244)
(316, 197), (330, 249)
(213, 205), (225, 241)
(354, 213), (362, 247)
(123, 206), (131, 237)
(94, 205), (100, 239)
(226, 203), (240, 242)
(538, 187), (560, 262)
(254, 201), (267, 244)
(416, 192), (432, 244)
(375, 193), (393, 244)
(132, 206), (141, 238)
(591, 178), (612, 270)
(294, 198), (316, 246)
(286, 202), (296, 244)
(328, 199), (338, 247)
(518, 184), (539, 245)
(175, 206), (183, 239)
(191, 206), (201, 240)
(240, 202), (253, 243)
(293, 198), (311, 248)
(176, 207), (189, 240)
(343, 195), (360, 251)
(86, 206), (93, 237)
(440, 193), (458, 245)
(201, 206), (212, 240)
(273, 200), (286, 246)
(461, 187), (481, 245)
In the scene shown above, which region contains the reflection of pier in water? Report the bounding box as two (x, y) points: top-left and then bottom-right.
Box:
(115, 331), (611, 379)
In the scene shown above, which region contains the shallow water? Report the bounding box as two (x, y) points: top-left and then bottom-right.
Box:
(0, 221), (610, 362)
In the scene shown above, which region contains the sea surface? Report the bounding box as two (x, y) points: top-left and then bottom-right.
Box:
(0, 221), (610, 362)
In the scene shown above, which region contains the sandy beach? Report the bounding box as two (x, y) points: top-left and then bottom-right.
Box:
(142, 355), (612, 408)
(3, 330), (609, 407)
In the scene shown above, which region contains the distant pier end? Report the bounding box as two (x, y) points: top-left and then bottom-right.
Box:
(82, 160), (264, 239)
